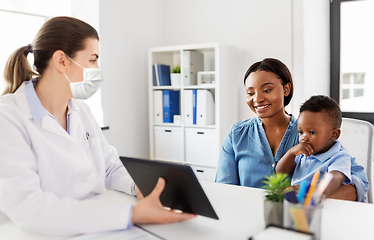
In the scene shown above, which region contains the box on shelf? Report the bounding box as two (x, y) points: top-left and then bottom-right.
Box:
(198, 71), (215, 85)
(183, 51), (204, 86)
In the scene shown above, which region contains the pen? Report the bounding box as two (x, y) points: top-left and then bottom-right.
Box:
(86, 132), (93, 149)
(313, 172), (333, 204)
(304, 169), (320, 206)
(297, 180), (308, 205)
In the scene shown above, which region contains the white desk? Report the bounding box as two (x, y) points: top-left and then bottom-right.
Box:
(0, 181), (373, 240)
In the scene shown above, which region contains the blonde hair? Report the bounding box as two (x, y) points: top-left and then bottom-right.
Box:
(2, 16), (99, 95)
(2, 46), (36, 95)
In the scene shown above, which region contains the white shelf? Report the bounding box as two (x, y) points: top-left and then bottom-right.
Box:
(148, 43), (238, 181)
(153, 123), (182, 127)
(183, 124), (216, 129)
(153, 85), (216, 90)
(152, 123), (216, 129)
(153, 86), (181, 90)
(184, 85), (216, 89)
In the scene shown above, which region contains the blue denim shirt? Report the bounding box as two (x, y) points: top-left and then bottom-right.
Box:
(215, 116), (298, 188)
(215, 116), (369, 202)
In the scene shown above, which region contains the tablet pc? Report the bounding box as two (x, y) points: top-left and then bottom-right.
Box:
(120, 156), (219, 220)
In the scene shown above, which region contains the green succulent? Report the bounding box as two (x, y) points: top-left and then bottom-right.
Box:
(262, 173), (291, 203)
(172, 66), (181, 73)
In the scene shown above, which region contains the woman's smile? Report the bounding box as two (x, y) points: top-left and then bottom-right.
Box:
(254, 104), (271, 112)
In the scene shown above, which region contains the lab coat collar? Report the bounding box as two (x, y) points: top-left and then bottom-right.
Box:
(14, 80), (81, 143)
(14, 81), (33, 119)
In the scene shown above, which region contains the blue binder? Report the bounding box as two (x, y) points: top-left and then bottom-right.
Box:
(163, 90), (180, 123)
(157, 64), (171, 86)
(192, 89), (197, 124)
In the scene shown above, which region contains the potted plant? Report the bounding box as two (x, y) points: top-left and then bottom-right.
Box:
(262, 173), (291, 226)
(170, 65), (181, 86)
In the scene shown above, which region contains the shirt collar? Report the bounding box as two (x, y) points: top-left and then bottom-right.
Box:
(25, 79), (48, 122)
(310, 140), (342, 162)
(25, 78), (77, 122)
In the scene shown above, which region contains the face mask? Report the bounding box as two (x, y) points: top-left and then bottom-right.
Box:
(64, 55), (103, 99)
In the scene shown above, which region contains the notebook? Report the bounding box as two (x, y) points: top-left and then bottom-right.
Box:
(119, 156), (219, 219)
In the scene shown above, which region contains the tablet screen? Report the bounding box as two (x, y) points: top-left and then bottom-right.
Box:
(120, 156), (219, 219)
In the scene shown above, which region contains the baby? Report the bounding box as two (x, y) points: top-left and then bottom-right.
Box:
(276, 95), (351, 198)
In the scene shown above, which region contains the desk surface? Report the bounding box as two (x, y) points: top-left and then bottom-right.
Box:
(0, 181), (373, 240)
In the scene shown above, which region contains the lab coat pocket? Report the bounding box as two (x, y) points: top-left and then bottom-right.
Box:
(83, 135), (106, 176)
(84, 134), (100, 150)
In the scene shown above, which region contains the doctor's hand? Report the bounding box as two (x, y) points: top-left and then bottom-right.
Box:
(131, 178), (196, 224)
(134, 185), (144, 200)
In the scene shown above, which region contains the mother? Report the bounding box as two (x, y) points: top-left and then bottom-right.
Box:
(215, 58), (368, 202)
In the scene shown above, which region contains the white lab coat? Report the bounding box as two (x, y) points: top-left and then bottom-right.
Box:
(0, 82), (135, 236)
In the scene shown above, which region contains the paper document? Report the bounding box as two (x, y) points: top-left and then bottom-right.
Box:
(250, 226), (313, 240)
(65, 225), (163, 240)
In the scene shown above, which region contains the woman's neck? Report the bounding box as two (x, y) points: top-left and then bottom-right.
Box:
(260, 109), (291, 157)
(35, 69), (71, 119)
(260, 109), (291, 131)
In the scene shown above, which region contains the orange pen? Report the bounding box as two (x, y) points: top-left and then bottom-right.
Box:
(304, 169), (320, 206)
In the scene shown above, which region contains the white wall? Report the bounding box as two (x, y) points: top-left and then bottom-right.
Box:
(99, 0), (164, 158)
(99, 0), (330, 158)
(291, 0), (330, 116)
(162, 0), (293, 121)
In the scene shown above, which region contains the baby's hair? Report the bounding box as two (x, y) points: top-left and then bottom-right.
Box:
(300, 95), (342, 128)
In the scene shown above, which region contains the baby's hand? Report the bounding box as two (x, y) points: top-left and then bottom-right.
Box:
(290, 142), (314, 157)
(285, 185), (300, 195)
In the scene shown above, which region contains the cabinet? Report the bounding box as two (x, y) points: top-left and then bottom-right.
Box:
(148, 43), (238, 182)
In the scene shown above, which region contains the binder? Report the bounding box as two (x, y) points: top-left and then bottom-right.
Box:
(196, 90), (215, 125)
(157, 64), (171, 86)
(153, 90), (163, 123)
(153, 64), (160, 86)
(163, 90), (180, 123)
(183, 51), (204, 86)
(192, 89), (197, 124)
(152, 64), (158, 87)
(184, 90), (193, 125)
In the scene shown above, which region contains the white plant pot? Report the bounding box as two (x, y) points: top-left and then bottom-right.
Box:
(170, 73), (181, 86)
(263, 200), (284, 226)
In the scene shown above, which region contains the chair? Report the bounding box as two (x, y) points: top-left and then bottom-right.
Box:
(339, 117), (374, 203)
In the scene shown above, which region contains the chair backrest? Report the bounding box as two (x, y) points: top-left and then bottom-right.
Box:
(339, 117), (374, 203)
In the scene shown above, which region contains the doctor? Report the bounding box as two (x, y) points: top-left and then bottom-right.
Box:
(0, 16), (195, 236)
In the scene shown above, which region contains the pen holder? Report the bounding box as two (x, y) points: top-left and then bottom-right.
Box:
(283, 199), (323, 240)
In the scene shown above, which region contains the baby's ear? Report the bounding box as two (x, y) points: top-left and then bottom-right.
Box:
(331, 128), (341, 141)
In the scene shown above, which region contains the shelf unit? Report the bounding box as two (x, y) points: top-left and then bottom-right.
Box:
(148, 43), (238, 182)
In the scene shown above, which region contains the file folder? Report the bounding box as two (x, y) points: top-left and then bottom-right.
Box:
(152, 64), (158, 86)
(163, 90), (180, 123)
(183, 51), (204, 86)
(196, 90), (215, 125)
(153, 64), (160, 86)
(157, 64), (171, 86)
(184, 90), (193, 125)
(192, 89), (197, 124)
(153, 90), (163, 123)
